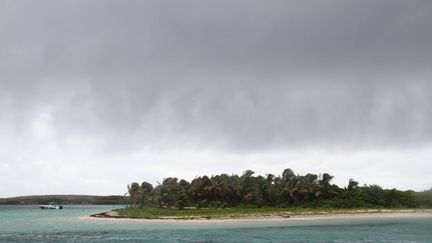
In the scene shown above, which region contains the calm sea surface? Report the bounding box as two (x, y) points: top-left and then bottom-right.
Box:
(0, 205), (431, 242)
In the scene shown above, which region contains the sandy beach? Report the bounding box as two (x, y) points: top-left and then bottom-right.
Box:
(87, 209), (432, 224)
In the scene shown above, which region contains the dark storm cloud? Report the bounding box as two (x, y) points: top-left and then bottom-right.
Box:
(1, 0), (432, 151)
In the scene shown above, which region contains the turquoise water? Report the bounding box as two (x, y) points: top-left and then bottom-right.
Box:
(1, 205), (431, 242)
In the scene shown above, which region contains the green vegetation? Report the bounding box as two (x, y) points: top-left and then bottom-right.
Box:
(117, 207), (413, 219)
(125, 168), (431, 212)
(118, 207), (291, 219)
(416, 189), (432, 208)
(0, 195), (127, 205)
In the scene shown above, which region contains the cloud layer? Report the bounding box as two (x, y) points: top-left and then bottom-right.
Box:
(1, 1), (431, 196)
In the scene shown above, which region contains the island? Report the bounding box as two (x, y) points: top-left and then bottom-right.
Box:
(90, 168), (432, 220)
(0, 195), (127, 205)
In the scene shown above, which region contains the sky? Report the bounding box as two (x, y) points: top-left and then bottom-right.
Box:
(0, 1), (431, 197)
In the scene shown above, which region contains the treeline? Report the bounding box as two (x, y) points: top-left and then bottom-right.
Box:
(127, 169), (431, 209)
(0, 195), (127, 205)
(416, 189), (432, 208)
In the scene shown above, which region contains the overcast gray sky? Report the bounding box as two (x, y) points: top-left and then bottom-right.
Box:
(1, 1), (431, 197)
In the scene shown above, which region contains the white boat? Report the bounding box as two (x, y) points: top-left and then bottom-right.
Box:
(39, 202), (63, 210)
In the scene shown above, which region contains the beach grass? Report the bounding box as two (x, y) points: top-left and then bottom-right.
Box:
(115, 207), (417, 219)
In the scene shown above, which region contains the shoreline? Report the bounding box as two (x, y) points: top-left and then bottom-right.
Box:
(89, 209), (432, 223)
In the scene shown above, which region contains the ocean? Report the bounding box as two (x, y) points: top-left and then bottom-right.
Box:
(0, 205), (431, 242)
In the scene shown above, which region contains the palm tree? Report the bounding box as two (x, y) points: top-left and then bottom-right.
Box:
(261, 174), (278, 205)
(299, 173), (318, 201)
(158, 177), (183, 208)
(140, 181), (154, 207)
(347, 178), (359, 191)
(222, 174), (242, 205)
(205, 177), (230, 203)
(281, 168), (295, 185)
(127, 182), (141, 207)
(188, 176), (211, 205)
(240, 170), (264, 204)
(316, 173), (338, 200)
(280, 169), (302, 204)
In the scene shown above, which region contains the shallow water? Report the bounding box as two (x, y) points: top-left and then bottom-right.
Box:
(0, 205), (431, 242)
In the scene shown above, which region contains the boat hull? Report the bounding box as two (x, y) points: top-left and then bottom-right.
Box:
(39, 205), (63, 210)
